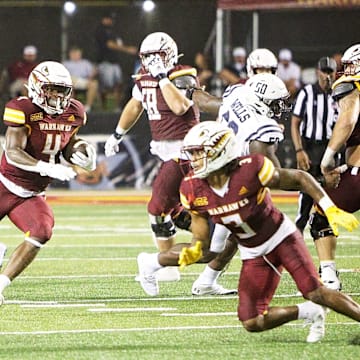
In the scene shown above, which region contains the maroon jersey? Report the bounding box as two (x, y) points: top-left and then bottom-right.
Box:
(1, 97), (85, 192)
(134, 64), (200, 141)
(180, 154), (284, 248)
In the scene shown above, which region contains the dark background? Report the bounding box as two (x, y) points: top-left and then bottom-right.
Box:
(0, 0), (359, 182)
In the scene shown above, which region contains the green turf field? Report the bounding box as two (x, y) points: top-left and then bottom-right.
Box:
(0, 197), (359, 359)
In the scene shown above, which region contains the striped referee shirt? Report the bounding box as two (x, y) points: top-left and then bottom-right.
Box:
(292, 83), (338, 142)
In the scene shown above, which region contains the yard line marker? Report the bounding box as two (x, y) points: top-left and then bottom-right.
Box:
(0, 322), (358, 336)
(88, 307), (176, 312)
(21, 303), (106, 308)
(161, 312), (236, 317)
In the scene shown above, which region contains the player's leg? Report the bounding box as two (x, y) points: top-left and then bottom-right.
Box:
(240, 234), (326, 343)
(147, 159), (188, 281)
(0, 195), (54, 304)
(295, 191), (313, 233)
(192, 229), (238, 296)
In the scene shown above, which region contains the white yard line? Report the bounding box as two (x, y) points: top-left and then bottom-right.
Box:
(0, 322), (358, 336)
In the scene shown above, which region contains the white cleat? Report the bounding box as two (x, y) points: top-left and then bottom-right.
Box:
(192, 282), (237, 296)
(0, 294), (4, 306)
(303, 302), (326, 343)
(320, 265), (342, 291)
(155, 267), (181, 282)
(137, 253), (159, 296)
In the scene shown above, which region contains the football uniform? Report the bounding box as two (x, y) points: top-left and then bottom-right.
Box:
(180, 153), (321, 320)
(323, 75), (360, 213)
(133, 65), (200, 215)
(0, 97), (85, 240)
(218, 84), (284, 156)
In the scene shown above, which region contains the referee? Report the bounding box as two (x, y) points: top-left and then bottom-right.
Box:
(291, 56), (341, 233)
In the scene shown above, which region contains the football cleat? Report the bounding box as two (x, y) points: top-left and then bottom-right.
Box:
(192, 281), (237, 296)
(137, 253), (159, 296)
(302, 302), (326, 343)
(0, 293), (4, 306)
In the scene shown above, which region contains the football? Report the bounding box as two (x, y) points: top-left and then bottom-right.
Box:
(62, 138), (89, 164)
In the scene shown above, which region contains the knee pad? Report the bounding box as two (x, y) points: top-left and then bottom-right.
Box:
(172, 209), (192, 232)
(149, 214), (176, 239)
(309, 212), (335, 240)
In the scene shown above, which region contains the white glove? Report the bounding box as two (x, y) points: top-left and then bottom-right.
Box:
(36, 161), (76, 181)
(105, 133), (123, 157)
(148, 54), (167, 79)
(70, 143), (97, 171)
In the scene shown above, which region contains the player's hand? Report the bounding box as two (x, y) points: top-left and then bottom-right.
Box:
(105, 133), (123, 157)
(296, 150), (310, 171)
(324, 205), (359, 236)
(70, 143), (97, 171)
(148, 54), (167, 79)
(37, 161), (77, 181)
(178, 241), (203, 269)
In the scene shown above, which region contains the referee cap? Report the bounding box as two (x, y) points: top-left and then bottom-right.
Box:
(318, 57), (337, 73)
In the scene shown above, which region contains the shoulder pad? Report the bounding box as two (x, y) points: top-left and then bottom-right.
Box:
(171, 75), (197, 89)
(332, 82), (356, 101)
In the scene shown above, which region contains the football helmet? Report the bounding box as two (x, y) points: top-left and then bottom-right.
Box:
(246, 48), (278, 77)
(182, 121), (238, 179)
(341, 43), (360, 76)
(139, 32), (178, 73)
(245, 73), (291, 118)
(27, 61), (73, 115)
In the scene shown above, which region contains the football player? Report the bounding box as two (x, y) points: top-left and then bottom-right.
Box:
(138, 121), (360, 343)
(191, 72), (291, 295)
(0, 61), (96, 305)
(311, 43), (360, 290)
(104, 32), (199, 281)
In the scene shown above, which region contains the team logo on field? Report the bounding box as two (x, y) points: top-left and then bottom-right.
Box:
(193, 197), (208, 206)
(30, 112), (43, 121)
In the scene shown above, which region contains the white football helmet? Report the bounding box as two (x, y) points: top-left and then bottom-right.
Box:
(341, 43), (360, 76)
(27, 61), (73, 115)
(139, 32), (178, 72)
(246, 48), (278, 77)
(245, 73), (291, 118)
(182, 121), (238, 179)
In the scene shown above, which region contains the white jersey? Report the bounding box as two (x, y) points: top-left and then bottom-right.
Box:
(218, 84), (284, 156)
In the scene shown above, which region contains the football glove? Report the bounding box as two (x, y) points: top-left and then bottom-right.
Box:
(178, 241), (203, 270)
(148, 54), (167, 79)
(324, 205), (359, 236)
(70, 143), (97, 171)
(36, 161), (77, 181)
(104, 133), (123, 157)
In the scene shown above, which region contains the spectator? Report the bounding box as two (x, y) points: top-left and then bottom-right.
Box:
(219, 46), (247, 86)
(277, 48), (301, 101)
(0, 45), (39, 99)
(63, 46), (99, 113)
(194, 52), (214, 92)
(95, 13), (138, 111)
(291, 56), (341, 235)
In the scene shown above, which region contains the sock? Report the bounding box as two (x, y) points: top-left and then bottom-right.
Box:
(0, 274), (11, 293)
(196, 265), (221, 285)
(148, 253), (163, 272)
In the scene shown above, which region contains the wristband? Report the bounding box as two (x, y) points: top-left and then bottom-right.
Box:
(114, 125), (127, 139)
(321, 147), (336, 167)
(159, 77), (171, 89)
(295, 148), (303, 153)
(318, 196), (335, 212)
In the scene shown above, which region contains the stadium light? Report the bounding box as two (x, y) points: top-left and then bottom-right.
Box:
(143, 0), (155, 12)
(64, 1), (77, 16)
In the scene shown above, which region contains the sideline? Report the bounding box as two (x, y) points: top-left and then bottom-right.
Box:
(46, 189), (298, 205)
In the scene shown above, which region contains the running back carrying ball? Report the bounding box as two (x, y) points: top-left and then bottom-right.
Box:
(62, 138), (97, 171)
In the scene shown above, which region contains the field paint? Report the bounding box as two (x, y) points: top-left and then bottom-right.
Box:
(88, 307), (177, 312)
(161, 312), (236, 317)
(21, 303), (106, 308)
(0, 322), (358, 336)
